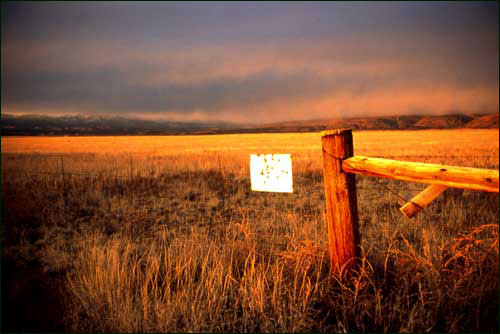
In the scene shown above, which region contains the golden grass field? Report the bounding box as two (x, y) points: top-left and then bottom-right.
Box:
(2, 129), (498, 178)
(1, 129), (499, 332)
(2, 129), (499, 159)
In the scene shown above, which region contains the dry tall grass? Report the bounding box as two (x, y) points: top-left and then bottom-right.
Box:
(1, 130), (498, 332)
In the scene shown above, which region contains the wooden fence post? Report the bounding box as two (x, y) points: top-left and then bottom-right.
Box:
(321, 129), (360, 275)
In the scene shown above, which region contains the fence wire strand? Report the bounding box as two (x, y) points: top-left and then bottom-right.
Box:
(370, 178), (435, 219)
(5, 151), (496, 223)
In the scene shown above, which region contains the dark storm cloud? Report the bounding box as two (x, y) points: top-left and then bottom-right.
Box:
(1, 1), (498, 122)
(1, 65), (354, 111)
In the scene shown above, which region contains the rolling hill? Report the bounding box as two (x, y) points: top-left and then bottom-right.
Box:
(465, 113), (500, 128)
(1, 112), (498, 136)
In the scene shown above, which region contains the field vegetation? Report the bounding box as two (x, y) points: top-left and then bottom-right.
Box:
(1, 129), (499, 332)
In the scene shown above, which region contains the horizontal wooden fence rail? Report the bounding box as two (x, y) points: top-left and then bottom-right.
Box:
(321, 129), (499, 276)
(342, 156), (499, 193)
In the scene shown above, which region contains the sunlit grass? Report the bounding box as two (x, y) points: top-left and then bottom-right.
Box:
(1, 129), (498, 332)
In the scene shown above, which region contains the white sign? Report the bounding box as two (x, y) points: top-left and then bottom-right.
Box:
(250, 154), (293, 193)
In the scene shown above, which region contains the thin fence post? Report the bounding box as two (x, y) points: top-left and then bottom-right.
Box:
(321, 129), (360, 275)
(129, 155), (133, 181)
(218, 155), (225, 209)
(61, 155), (66, 216)
(129, 155), (133, 204)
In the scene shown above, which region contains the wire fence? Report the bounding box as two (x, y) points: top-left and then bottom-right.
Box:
(3, 154), (497, 221)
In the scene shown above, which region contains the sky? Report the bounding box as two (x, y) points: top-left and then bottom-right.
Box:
(1, 1), (498, 124)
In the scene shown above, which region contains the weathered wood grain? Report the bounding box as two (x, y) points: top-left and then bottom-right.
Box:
(342, 156), (499, 193)
(321, 129), (360, 275)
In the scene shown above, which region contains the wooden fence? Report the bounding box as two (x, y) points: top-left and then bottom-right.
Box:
(321, 129), (499, 275)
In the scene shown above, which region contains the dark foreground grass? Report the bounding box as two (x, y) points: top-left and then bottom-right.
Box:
(1, 153), (498, 333)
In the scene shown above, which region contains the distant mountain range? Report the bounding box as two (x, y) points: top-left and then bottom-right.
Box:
(0, 114), (234, 136)
(1, 112), (498, 136)
(258, 113), (499, 133)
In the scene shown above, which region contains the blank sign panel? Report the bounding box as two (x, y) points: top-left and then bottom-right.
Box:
(250, 154), (293, 193)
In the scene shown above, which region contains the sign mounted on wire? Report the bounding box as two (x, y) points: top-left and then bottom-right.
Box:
(249, 154), (293, 193)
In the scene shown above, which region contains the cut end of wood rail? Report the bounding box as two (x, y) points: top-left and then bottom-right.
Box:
(400, 203), (420, 219)
(400, 184), (448, 218)
(321, 128), (352, 137)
